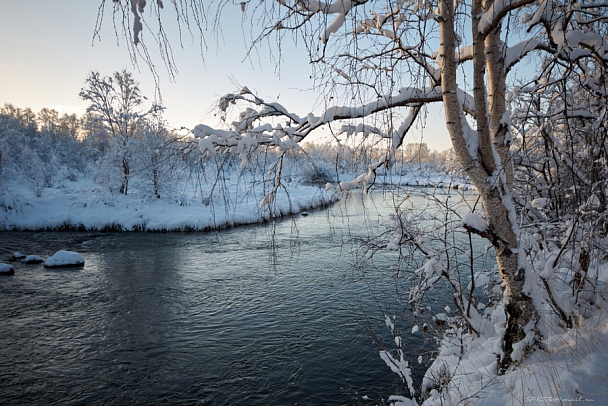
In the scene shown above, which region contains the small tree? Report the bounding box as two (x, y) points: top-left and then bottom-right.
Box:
(79, 70), (163, 195)
(0, 104), (44, 194)
(132, 115), (183, 198)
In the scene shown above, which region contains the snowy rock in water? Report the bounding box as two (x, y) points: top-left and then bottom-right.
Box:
(301, 211), (309, 217)
(10, 252), (26, 262)
(0, 263), (15, 275)
(44, 250), (85, 268)
(22, 255), (43, 264)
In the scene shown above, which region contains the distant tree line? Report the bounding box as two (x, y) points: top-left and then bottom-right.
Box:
(0, 70), (193, 199)
(0, 70), (463, 202)
(293, 141), (462, 184)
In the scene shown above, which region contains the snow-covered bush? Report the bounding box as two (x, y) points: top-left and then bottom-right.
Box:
(94, 151), (126, 195)
(13, 147), (45, 197)
(511, 70), (608, 325)
(79, 70), (163, 195)
(299, 160), (335, 184)
(130, 119), (183, 199)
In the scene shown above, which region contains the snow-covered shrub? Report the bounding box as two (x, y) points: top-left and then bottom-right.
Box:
(511, 74), (608, 324)
(299, 160), (335, 184)
(0, 108), (31, 190)
(94, 152), (126, 195)
(0, 138), (8, 192)
(18, 148), (45, 197)
(130, 120), (185, 199)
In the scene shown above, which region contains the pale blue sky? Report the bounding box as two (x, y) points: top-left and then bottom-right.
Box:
(0, 1), (450, 151)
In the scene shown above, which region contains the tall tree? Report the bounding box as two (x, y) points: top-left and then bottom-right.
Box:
(79, 70), (163, 195)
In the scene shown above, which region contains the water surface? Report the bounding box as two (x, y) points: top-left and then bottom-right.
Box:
(1, 189), (475, 405)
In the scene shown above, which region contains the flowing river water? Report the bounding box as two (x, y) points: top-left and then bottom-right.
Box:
(0, 188), (481, 405)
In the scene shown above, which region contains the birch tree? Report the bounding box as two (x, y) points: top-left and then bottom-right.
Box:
(105, 0), (608, 373)
(80, 69), (163, 195)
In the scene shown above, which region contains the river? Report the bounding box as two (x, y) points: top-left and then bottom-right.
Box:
(0, 188), (481, 405)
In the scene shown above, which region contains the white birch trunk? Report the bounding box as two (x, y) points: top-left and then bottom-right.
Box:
(439, 0), (537, 372)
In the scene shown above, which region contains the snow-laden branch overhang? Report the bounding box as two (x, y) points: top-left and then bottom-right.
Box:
(298, 86), (477, 136)
(504, 38), (551, 72)
(478, 0), (537, 38)
(192, 84), (475, 160)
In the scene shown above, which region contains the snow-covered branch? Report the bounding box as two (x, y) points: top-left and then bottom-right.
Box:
(504, 38), (549, 72)
(479, 0), (536, 37)
(193, 85), (466, 158)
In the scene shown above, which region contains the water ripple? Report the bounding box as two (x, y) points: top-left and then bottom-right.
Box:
(0, 191), (438, 405)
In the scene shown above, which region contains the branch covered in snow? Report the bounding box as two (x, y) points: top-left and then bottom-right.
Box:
(193, 85), (463, 162)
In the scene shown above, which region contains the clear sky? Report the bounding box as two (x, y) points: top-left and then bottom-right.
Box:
(0, 1), (450, 151)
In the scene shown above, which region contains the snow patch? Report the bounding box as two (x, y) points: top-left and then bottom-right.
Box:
(462, 212), (488, 233)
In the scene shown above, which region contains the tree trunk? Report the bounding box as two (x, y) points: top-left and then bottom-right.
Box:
(120, 156), (130, 195)
(439, 0), (537, 372)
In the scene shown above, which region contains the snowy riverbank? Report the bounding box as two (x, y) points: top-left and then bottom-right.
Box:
(0, 169), (472, 232)
(0, 178), (335, 231)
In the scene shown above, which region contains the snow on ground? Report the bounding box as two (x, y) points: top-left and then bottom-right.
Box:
(0, 177), (336, 231)
(416, 303), (608, 405)
(0, 168), (470, 232)
(397, 259), (608, 405)
(386, 172), (475, 190)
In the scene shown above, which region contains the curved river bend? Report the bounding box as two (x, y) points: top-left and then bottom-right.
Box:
(0, 189), (473, 405)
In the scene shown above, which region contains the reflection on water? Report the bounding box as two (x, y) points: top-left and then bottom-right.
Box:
(0, 188), (483, 405)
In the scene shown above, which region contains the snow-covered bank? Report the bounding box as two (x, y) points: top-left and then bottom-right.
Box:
(0, 168), (471, 232)
(387, 244), (608, 405)
(414, 301), (608, 405)
(373, 171), (475, 190)
(0, 178), (336, 232)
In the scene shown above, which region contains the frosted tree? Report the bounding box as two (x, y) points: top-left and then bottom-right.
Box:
(403, 143), (430, 164)
(80, 70), (163, 195)
(132, 115), (184, 198)
(0, 105), (44, 194)
(0, 106), (30, 191)
(103, 0), (608, 378)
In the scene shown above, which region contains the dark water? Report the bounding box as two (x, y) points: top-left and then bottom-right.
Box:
(0, 189), (478, 405)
